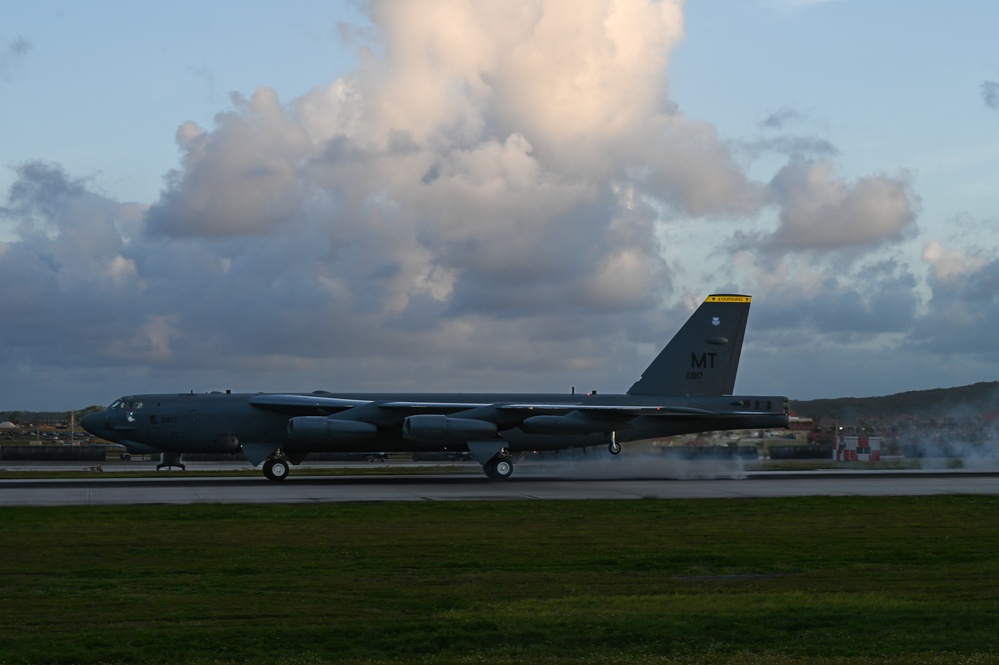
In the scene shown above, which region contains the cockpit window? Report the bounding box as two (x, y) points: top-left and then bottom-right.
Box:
(108, 399), (142, 411)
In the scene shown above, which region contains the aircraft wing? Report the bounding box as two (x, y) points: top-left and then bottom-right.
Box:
(248, 394), (372, 414)
(249, 395), (497, 416)
(370, 401), (705, 414)
(378, 401), (753, 422)
(249, 394), (756, 419)
(497, 403), (753, 417)
(379, 401), (493, 410)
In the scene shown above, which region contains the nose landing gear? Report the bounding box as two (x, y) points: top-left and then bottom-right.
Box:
(156, 451), (186, 470)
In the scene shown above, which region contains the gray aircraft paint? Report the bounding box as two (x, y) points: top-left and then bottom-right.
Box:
(81, 294), (788, 480)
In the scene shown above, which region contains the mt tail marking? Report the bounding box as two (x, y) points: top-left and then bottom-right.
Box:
(627, 294), (752, 397)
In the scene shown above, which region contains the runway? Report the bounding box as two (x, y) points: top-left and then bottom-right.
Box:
(2, 469), (998, 506)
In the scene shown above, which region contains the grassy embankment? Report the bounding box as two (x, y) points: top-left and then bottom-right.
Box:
(1, 496), (997, 665)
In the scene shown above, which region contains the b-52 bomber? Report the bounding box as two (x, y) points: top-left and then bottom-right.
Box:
(81, 295), (788, 480)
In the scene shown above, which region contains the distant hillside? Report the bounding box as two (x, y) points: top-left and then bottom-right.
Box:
(0, 406), (103, 426)
(790, 382), (999, 421)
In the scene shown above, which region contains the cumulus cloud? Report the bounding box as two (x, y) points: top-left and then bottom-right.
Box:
(764, 156), (919, 251)
(0, 162), (146, 361)
(0, 0), (951, 407)
(12, 0), (757, 401)
(922, 240), (988, 282)
(733, 232), (999, 396)
(914, 244), (999, 357)
(734, 251), (918, 342)
(136, 0), (764, 385)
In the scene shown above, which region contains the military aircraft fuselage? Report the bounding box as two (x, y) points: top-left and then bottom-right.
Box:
(82, 390), (788, 457)
(79, 294), (791, 480)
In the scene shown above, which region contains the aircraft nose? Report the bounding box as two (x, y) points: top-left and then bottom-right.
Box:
(80, 412), (104, 436)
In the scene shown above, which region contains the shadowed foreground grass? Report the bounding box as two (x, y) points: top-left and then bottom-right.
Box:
(1, 496), (998, 664)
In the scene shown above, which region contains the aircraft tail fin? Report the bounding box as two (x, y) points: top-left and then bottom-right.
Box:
(627, 294), (752, 397)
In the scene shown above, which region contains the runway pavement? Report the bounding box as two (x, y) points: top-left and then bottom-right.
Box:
(1, 468), (998, 506)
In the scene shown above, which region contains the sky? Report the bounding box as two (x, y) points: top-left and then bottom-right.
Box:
(2, 0), (999, 410)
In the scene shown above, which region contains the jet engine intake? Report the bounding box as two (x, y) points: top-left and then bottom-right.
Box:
(287, 417), (377, 443)
(402, 415), (497, 442)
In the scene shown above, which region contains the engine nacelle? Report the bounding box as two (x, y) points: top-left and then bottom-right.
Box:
(520, 415), (618, 435)
(402, 415), (497, 442)
(287, 417), (377, 443)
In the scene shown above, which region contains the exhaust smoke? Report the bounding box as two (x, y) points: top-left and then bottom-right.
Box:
(516, 447), (750, 480)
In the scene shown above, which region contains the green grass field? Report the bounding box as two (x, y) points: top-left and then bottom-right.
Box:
(1, 496), (998, 664)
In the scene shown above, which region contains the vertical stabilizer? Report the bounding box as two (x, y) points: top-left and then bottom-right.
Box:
(627, 295), (752, 397)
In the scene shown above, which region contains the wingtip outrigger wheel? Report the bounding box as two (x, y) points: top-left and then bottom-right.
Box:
(609, 440), (622, 455)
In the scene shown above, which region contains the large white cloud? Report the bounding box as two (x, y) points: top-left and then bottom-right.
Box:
(136, 0), (731, 379)
(766, 156), (919, 251)
(7, 0), (736, 404)
(0, 0), (966, 408)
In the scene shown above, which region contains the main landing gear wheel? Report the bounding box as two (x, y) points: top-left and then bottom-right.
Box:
(609, 440), (622, 455)
(483, 456), (514, 480)
(263, 458), (290, 481)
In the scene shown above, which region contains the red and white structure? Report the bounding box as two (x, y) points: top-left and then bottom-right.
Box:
(836, 436), (881, 462)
